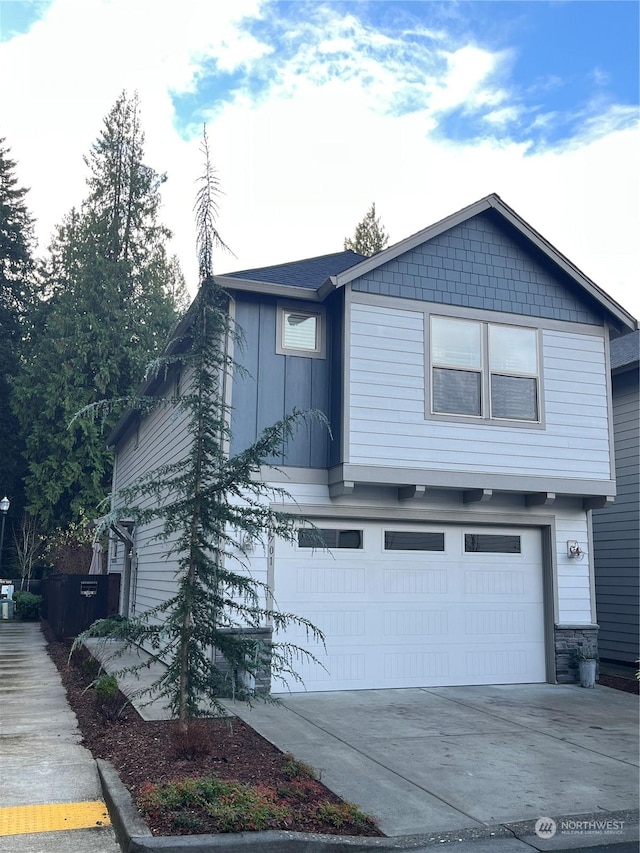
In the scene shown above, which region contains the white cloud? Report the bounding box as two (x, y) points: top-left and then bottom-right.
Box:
(1, 0), (638, 323)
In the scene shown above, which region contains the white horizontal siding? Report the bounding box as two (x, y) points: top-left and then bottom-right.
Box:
(348, 304), (611, 481)
(554, 507), (592, 624)
(111, 375), (193, 621)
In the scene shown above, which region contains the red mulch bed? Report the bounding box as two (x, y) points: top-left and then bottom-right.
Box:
(43, 625), (382, 838)
(597, 673), (639, 694)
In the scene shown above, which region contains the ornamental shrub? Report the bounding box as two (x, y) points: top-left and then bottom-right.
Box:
(12, 591), (42, 621)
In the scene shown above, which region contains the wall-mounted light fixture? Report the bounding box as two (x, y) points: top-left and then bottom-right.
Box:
(567, 540), (585, 560)
(241, 532), (256, 553)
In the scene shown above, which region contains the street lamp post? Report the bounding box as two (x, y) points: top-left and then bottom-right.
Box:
(0, 496), (10, 575)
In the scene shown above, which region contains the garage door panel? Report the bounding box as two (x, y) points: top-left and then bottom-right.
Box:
(295, 566), (366, 595)
(383, 568), (448, 595)
(273, 523), (546, 692)
(276, 642), (545, 691)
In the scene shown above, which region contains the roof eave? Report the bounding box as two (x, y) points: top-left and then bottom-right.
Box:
(215, 276), (322, 302)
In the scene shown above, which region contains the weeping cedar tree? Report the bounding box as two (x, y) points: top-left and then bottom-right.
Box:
(75, 131), (325, 723)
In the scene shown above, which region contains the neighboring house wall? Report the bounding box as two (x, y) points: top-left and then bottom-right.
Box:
(593, 333), (640, 666)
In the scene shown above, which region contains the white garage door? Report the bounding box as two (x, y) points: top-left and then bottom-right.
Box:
(272, 522), (546, 692)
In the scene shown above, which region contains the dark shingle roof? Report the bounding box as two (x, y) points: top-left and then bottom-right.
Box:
(219, 250), (367, 290)
(610, 330), (640, 370)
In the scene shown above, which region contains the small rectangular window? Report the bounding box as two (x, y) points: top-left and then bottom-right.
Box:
(298, 528), (363, 549)
(384, 531), (445, 551)
(284, 311), (318, 351)
(277, 304), (325, 358)
(465, 534), (521, 553)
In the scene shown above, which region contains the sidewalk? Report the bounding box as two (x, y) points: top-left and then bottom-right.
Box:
(0, 621), (121, 853)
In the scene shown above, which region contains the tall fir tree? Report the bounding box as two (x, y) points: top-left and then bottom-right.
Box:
(343, 201), (390, 256)
(13, 93), (184, 532)
(0, 138), (35, 530)
(77, 130), (324, 724)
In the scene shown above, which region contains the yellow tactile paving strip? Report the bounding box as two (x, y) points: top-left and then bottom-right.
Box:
(0, 800), (110, 836)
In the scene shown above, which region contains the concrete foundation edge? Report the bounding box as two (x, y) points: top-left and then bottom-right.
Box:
(97, 758), (639, 852)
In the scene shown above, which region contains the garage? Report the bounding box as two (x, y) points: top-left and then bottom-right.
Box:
(272, 522), (547, 692)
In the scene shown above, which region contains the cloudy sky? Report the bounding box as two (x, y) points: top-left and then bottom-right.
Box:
(1, 0), (638, 319)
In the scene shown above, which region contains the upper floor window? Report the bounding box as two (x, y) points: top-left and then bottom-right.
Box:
(276, 304), (325, 358)
(430, 317), (539, 422)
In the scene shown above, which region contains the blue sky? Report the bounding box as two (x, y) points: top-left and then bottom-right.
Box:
(1, 0), (638, 317)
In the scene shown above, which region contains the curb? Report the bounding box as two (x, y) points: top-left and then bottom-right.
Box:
(97, 760), (639, 853)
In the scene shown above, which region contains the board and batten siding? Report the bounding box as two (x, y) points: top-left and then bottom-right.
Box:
(593, 366), (640, 664)
(230, 294), (331, 467)
(347, 302), (611, 481)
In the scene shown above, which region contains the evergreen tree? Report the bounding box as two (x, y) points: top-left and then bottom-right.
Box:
(343, 201), (390, 256)
(13, 93), (184, 531)
(77, 131), (324, 724)
(0, 138), (35, 526)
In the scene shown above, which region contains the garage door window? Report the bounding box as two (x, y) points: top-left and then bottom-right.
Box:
(298, 528), (363, 549)
(464, 533), (521, 553)
(384, 531), (445, 551)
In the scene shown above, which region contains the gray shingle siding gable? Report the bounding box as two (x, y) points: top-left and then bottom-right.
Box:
(352, 211), (603, 324)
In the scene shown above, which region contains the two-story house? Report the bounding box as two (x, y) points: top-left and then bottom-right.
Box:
(107, 194), (636, 693)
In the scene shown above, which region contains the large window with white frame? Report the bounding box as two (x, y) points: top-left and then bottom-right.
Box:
(430, 316), (539, 422)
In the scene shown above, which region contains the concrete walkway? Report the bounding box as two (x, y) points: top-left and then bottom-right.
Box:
(0, 622), (121, 853)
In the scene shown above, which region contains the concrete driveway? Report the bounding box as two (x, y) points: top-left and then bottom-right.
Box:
(227, 683), (639, 837)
